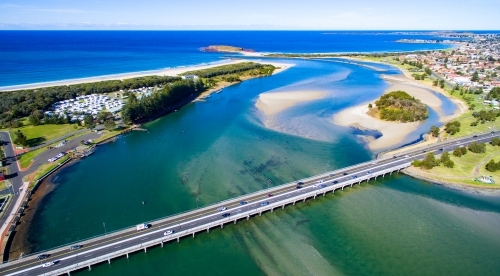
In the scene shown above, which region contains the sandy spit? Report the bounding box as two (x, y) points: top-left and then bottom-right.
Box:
(255, 90), (328, 116)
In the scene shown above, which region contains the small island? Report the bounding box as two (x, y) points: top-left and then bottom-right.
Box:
(200, 45), (254, 53)
(368, 90), (429, 122)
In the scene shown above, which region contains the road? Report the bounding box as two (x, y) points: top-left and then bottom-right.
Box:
(0, 131), (498, 276)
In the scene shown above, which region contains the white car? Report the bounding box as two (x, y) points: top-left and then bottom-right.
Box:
(42, 262), (54, 268)
(164, 230), (174, 236)
(312, 184), (320, 188)
(217, 207), (227, 211)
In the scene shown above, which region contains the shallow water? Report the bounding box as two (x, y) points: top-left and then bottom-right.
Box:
(23, 59), (498, 276)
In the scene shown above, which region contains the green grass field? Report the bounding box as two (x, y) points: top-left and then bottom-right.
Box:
(9, 123), (81, 147)
(18, 147), (47, 169)
(415, 144), (500, 187)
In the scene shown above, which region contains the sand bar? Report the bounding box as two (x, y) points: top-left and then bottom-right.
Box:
(333, 73), (466, 150)
(256, 90), (327, 116)
(0, 59), (293, 92)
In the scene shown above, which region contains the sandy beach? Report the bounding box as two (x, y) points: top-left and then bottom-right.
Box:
(333, 73), (466, 150)
(0, 60), (293, 92)
(255, 90), (327, 116)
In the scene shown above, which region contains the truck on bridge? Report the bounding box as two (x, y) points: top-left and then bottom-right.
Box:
(136, 223), (150, 231)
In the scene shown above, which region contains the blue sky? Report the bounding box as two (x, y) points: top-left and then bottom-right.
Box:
(0, 0), (499, 30)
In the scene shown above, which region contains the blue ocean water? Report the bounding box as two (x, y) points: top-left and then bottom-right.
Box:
(0, 31), (455, 86)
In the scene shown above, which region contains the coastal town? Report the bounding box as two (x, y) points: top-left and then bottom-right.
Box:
(1, 31), (500, 276)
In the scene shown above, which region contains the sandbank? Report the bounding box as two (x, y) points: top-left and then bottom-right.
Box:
(333, 73), (465, 150)
(0, 60), (293, 92)
(256, 90), (327, 116)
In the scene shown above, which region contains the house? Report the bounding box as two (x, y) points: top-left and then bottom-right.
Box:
(181, 75), (199, 80)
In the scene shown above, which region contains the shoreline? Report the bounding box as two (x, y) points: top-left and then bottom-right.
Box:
(0, 59), (291, 92)
(402, 167), (500, 195)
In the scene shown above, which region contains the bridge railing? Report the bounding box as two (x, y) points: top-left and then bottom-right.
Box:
(0, 156), (389, 266)
(5, 131), (492, 265)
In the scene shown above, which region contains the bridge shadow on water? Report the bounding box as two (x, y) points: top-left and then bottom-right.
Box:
(379, 174), (500, 213)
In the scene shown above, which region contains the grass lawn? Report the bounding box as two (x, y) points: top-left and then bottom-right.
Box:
(18, 147), (47, 169)
(26, 155), (70, 190)
(9, 123), (82, 147)
(414, 144), (500, 188)
(93, 129), (124, 143)
(0, 180), (6, 191)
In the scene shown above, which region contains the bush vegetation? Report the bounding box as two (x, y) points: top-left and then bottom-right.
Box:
(0, 76), (180, 128)
(375, 91), (428, 122)
(181, 62), (275, 79)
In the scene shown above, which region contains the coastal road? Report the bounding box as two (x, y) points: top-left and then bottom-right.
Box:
(0, 132), (25, 259)
(1, 132), (499, 276)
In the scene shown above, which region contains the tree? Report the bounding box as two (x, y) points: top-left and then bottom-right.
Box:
(13, 130), (28, 147)
(440, 152), (451, 163)
(83, 115), (94, 129)
(368, 103), (373, 109)
(460, 146), (467, 155)
(491, 137), (500, 146)
(429, 126), (439, 137)
(443, 160), (454, 168)
(28, 113), (41, 126)
(444, 121), (460, 135)
(104, 120), (116, 131)
(425, 67), (432, 75)
(453, 148), (462, 157)
(486, 159), (500, 172)
(421, 152), (438, 169)
(468, 142), (486, 154)
(471, 71), (479, 82)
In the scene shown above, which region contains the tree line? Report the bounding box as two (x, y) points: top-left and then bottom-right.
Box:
(181, 62), (275, 79)
(0, 75), (180, 128)
(121, 79), (204, 124)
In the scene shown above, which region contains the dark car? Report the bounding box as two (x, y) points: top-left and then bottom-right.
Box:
(268, 193), (274, 197)
(260, 201), (269, 206)
(221, 213), (231, 218)
(439, 148), (444, 151)
(343, 172), (348, 176)
(240, 201), (248, 205)
(333, 180), (339, 184)
(329, 174), (334, 177)
(352, 175), (357, 179)
(296, 182), (304, 185)
(296, 185), (302, 189)
(38, 254), (50, 260)
(320, 184), (327, 188)
(473, 135), (478, 137)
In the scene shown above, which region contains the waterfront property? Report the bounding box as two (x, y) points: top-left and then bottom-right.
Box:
(0, 132), (496, 276)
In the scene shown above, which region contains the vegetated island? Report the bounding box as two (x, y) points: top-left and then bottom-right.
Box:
(200, 45), (254, 53)
(368, 90), (429, 122)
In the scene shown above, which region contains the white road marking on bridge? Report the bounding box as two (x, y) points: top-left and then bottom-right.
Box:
(84, 254), (93, 257)
(113, 245), (121, 248)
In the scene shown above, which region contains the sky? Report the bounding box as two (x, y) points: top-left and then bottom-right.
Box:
(0, 0), (499, 30)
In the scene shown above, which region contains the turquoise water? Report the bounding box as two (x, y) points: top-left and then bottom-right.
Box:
(26, 59), (500, 275)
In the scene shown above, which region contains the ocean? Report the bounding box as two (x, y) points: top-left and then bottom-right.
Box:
(5, 31), (500, 275)
(0, 31), (455, 87)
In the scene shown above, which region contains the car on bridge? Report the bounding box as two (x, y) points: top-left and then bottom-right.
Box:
(332, 180), (338, 184)
(352, 175), (357, 179)
(217, 207), (227, 211)
(320, 184), (327, 188)
(296, 185), (302, 189)
(260, 201), (269, 206)
(268, 193), (274, 197)
(221, 213), (231, 218)
(164, 230), (175, 235)
(69, 245), (82, 250)
(42, 262), (55, 268)
(343, 172), (349, 175)
(37, 254), (50, 260)
(312, 184), (320, 188)
(240, 201), (248, 205)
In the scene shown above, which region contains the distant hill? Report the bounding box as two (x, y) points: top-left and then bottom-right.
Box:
(200, 45), (254, 53)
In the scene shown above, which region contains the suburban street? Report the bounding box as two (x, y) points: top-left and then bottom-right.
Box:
(0, 131), (498, 276)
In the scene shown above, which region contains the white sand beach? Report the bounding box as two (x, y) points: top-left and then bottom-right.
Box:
(333, 73), (466, 150)
(256, 90), (327, 116)
(0, 59), (293, 92)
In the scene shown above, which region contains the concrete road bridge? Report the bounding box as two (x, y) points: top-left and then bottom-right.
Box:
(0, 132), (498, 276)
